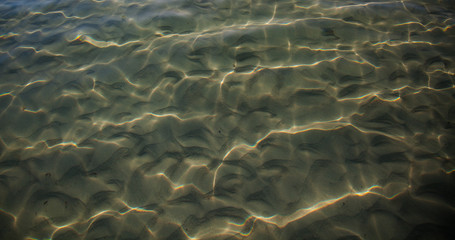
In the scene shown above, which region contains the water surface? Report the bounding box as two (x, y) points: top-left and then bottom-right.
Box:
(1, 0), (455, 239)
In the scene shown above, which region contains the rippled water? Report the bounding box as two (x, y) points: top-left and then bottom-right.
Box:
(1, 0), (455, 239)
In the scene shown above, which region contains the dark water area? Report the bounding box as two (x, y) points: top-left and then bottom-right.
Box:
(1, 0), (455, 239)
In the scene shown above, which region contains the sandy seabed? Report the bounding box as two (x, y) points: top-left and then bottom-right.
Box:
(1, 0), (455, 239)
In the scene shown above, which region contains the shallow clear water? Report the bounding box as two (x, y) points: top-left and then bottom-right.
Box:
(1, 0), (455, 239)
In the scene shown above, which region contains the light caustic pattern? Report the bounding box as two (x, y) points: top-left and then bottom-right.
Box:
(1, 0), (455, 239)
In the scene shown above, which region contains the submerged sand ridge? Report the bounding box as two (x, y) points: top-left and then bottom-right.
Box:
(1, 0), (455, 239)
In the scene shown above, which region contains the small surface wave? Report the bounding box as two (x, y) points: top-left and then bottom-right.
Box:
(1, 0), (455, 239)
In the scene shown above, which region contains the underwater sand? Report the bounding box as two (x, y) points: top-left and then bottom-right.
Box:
(1, 0), (455, 239)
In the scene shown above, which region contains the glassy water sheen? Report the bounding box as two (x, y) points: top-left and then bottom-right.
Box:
(1, 0), (455, 239)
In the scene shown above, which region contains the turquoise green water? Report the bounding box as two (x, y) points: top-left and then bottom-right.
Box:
(1, 0), (455, 239)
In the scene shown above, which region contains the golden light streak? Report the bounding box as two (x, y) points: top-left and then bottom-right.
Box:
(70, 35), (142, 48)
(23, 79), (49, 88)
(266, 4), (277, 25)
(243, 185), (401, 228)
(24, 141), (93, 150)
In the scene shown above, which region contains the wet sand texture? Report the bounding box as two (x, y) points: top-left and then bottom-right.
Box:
(1, 0), (455, 239)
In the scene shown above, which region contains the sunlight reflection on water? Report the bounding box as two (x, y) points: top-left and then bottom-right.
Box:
(0, 0), (454, 239)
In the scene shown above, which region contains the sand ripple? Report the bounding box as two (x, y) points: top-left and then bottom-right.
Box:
(1, 0), (455, 239)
